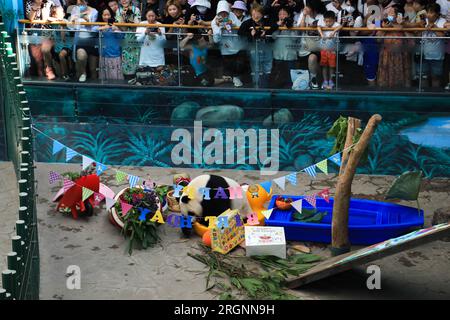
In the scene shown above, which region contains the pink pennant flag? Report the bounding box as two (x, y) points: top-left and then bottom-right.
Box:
(317, 188), (330, 203)
(93, 192), (105, 206)
(48, 171), (61, 184)
(305, 194), (317, 208)
(120, 200), (133, 217)
(63, 178), (76, 192)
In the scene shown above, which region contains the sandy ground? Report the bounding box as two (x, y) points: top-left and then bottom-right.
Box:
(1, 161), (450, 299)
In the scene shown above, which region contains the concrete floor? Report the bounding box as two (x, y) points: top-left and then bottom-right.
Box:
(1, 161), (449, 299)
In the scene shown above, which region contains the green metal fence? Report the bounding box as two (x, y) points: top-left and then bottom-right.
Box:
(0, 17), (40, 300)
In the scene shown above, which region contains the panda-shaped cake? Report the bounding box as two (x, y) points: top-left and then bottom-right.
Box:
(179, 174), (252, 237)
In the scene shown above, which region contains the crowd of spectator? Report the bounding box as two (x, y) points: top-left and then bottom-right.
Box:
(24, 0), (450, 90)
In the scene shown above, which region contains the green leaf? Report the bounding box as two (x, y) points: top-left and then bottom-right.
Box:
(385, 171), (422, 201)
(219, 292), (234, 300)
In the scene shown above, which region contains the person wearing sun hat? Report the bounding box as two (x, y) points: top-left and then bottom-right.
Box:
(231, 0), (250, 22)
(185, 0), (215, 26)
(212, 0), (245, 87)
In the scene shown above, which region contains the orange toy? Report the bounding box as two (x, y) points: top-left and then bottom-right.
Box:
(192, 184), (272, 237)
(202, 229), (212, 247)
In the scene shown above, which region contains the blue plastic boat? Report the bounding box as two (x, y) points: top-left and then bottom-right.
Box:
(265, 195), (424, 245)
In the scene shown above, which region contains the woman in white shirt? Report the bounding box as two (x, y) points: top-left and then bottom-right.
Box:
(136, 9), (166, 68)
(296, 0), (326, 89)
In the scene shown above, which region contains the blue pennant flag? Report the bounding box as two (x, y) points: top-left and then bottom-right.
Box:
(96, 162), (108, 176)
(286, 173), (297, 186)
(304, 165), (317, 178)
(329, 153), (342, 167)
(128, 175), (139, 188)
(260, 181), (272, 194)
(52, 140), (65, 155)
(66, 147), (78, 162)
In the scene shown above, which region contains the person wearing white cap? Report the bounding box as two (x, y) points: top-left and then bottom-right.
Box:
(212, 0), (245, 86)
(231, 0), (250, 23)
(185, 0), (215, 26)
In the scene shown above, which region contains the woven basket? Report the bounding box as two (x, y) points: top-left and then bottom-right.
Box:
(166, 190), (181, 212)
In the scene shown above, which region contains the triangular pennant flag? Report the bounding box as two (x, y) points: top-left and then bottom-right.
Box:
(93, 192), (105, 206)
(63, 178), (75, 192)
(329, 153), (342, 167)
(120, 201), (133, 217)
(286, 173), (297, 186)
(292, 199), (303, 213)
(304, 165), (317, 178)
(261, 209), (273, 220)
(96, 162), (108, 176)
(105, 197), (116, 210)
(49, 171), (62, 184)
(116, 170), (127, 183)
(82, 156), (94, 170)
(317, 188), (330, 203)
(260, 181), (272, 194)
(52, 140), (65, 155)
(66, 147), (78, 162)
(128, 174), (139, 189)
(305, 194), (317, 208)
(273, 176), (286, 190)
(82, 187), (94, 202)
(316, 159), (328, 175)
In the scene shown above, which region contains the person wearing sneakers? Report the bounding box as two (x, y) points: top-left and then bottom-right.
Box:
(212, 0), (245, 87)
(317, 10), (342, 90)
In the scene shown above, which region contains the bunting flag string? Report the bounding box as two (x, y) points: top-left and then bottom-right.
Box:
(66, 147), (78, 162)
(93, 192), (105, 206)
(316, 159), (328, 175)
(96, 162), (108, 176)
(292, 199), (303, 213)
(49, 171), (61, 184)
(304, 194), (317, 208)
(285, 173), (297, 186)
(128, 175), (139, 189)
(121, 201), (133, 217)
(52, 140), (65, 155)
(317, 188), (330, 203)
(34, 126), (358, 203)
(329, 153), (342, 167)
(105, 197), (116, 210)
(82, 156), (94, 170)
(304, 165), (317, 178)
(261, 209), (273, 220)
(63, 178), (76, 192)
(116, 171), (127, 183)
(82, 187), (94, 202)
(273, 176), (286, 190)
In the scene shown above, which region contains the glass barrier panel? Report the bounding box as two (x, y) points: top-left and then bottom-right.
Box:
(417, 35), (449, 93)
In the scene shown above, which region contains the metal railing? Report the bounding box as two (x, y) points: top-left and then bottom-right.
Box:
(0, 17), (39, 300)
(15, 20), (450, 93)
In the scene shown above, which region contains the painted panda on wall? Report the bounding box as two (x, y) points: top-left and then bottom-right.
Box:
(179, 174), (251, 236)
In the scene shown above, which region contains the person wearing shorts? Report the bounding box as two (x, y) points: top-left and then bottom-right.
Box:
(317, 10), (342, 89)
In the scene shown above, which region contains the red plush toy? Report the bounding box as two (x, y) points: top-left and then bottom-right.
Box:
(56, 174), (100, 219)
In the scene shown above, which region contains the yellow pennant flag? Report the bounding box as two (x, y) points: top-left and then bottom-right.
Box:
(316, 159), (328, 175)
(82, 187), (94, 202)
(116, 170), (127, 183)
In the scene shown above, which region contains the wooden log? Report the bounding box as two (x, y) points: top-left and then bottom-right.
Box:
(339, 117), (361, 176)
(331, 114), (382, 255)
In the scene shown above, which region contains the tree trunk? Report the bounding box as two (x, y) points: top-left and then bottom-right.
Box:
(331, 114), (382, 256)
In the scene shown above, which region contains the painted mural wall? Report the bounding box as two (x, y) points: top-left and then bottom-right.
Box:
(25, 85), (450, 178)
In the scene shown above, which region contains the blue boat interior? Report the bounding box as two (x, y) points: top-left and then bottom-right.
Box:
(267, 195), (424, 227)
